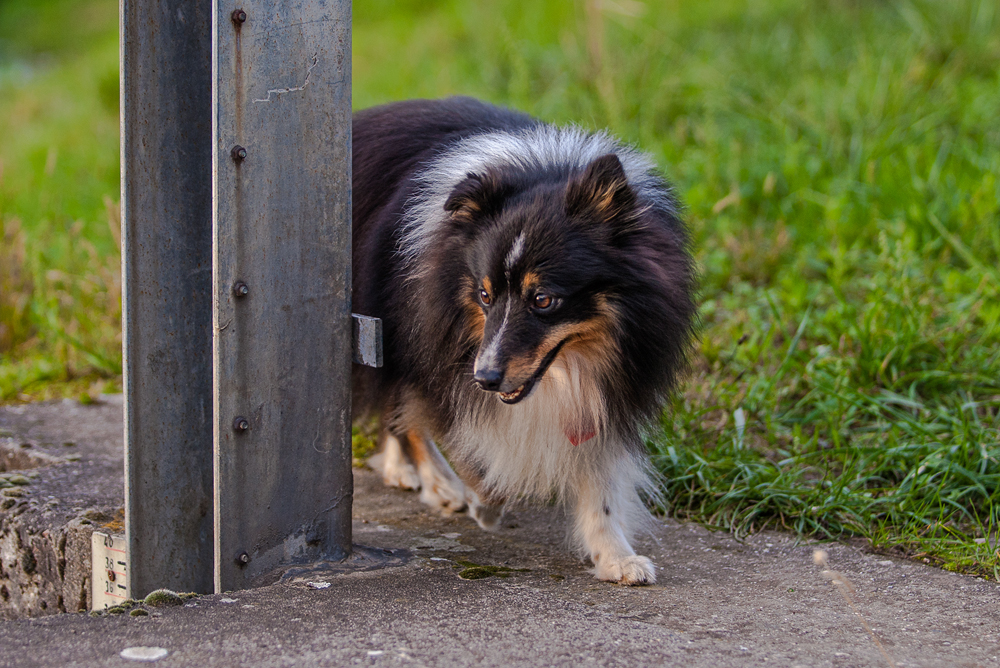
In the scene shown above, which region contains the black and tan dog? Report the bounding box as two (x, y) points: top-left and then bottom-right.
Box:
(352, 97), (696, 585)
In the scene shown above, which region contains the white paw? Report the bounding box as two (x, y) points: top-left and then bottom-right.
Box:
(594, 554), (656, 586)
(368, 451), (421, 491)
(466, 490), (504, 530)
(417, 464), (467, 516)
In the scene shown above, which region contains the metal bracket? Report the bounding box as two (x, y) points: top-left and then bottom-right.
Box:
(352, 314), (383, 368)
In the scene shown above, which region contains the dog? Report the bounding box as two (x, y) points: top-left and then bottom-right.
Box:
(352, 97), (696, 585)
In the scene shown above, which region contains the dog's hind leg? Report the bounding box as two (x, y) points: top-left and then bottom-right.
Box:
(368, 429), (421, 491)
(402, 429), (468, 516)
(571, 459), (656, 586)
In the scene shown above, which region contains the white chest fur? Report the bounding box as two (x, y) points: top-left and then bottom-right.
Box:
(449, 352), (614, 500)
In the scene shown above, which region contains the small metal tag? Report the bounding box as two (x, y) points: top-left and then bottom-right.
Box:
(352, 314), (383, 368)
(91, 532), (129, 610)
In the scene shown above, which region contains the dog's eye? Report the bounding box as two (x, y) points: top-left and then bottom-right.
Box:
(479, 289), (492, 306)
(533, 293), (553, 310)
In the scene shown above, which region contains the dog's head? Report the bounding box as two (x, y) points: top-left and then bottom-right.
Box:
(444, 153), (640, 404)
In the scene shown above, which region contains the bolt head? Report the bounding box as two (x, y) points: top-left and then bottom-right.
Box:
(233, 417), (250, 432)
(237, 552), (250, 565)
(232, 9), (247, 24)
(233, 282), (249, 298)
(231, 145), (247, 162)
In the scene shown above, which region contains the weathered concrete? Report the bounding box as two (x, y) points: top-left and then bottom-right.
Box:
(0, 397), (998, 667)
(0, 397), (123, 618)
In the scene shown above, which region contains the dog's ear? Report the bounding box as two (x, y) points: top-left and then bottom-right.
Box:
(444, 171), (508, 221)
(565, 153), (636, 222)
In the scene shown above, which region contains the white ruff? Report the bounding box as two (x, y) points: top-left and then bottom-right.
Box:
(449, 352), (631, 501)
(398, 125), (676, 272)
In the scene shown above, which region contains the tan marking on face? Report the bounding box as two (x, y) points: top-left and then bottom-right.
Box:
(460, 276), (486, 345)
(502, 299), (619, 385)
(520, 271), (542, 294)
(562, 295), (620, 359)
(560, 320), (619, 373)
(482, 276), (492, 296)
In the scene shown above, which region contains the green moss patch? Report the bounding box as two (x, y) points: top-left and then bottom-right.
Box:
(143, 589), (183, 607)
(454, 560), (530, 580)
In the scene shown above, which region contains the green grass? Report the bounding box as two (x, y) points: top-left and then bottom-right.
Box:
(1, 0), (998, 576)
(0, 0), (121, 400)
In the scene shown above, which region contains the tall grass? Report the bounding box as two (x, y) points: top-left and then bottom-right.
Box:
(0, 211), (121, 400)
(1, 0), (997, 573)
(0, 0), (121, 399)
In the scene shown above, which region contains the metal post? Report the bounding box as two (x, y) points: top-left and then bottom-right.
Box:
(121, 0), (215, 597)
(212, 1), (353, 590)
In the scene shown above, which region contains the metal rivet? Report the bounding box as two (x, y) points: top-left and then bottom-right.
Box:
(232, 9), (247, 24)
(236, 551), (250, 565)
(233, 281), (249, 298)
(233, 416), (250, 433)
(231, 145), (247, 162)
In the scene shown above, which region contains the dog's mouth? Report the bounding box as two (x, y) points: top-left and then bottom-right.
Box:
(493, 339), (568, 406)
(498, 379), (534, 404)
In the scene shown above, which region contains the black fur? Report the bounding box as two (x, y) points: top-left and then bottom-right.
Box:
(352, 94), (695, 467)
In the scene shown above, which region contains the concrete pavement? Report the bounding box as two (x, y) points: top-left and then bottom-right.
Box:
(1, 398), (997, 667)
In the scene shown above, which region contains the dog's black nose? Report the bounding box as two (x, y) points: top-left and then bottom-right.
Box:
(473, 368), (503, 391)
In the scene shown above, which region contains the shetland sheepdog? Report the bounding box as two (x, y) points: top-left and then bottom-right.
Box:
(352, 97), (696, 585)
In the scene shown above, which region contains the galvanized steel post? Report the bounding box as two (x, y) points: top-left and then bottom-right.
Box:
(212, 1), (353, 590)
(123, 0), (353, 595)
(121, 0), (215, 597)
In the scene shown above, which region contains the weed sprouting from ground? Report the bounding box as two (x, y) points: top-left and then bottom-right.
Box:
(3, 0), (999, 575)
(813, 550), (898, 668)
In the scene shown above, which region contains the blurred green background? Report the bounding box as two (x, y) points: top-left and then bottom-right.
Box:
(1, 0), (998, 574)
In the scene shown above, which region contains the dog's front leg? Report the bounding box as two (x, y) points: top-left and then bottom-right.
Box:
(404, 429), (469, 516)
(451, 460), (506, 531)
(572, 469), (655, 586)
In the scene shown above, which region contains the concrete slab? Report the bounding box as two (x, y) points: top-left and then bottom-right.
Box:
(0, 397), (124, 617)
(1, 398), (998, 667)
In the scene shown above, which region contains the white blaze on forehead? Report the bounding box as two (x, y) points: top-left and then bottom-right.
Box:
(504, 232), (526, 273)
(474, 297), (511, 373)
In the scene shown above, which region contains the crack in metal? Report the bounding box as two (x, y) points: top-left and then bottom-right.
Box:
(252, 54), (319, 103)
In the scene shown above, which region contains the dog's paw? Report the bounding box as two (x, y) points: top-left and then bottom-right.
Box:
(594, 554), (656, 586)
(368, 452), (421, 491)
(466, 490), (504, 531)
(417, 465), (467, 516)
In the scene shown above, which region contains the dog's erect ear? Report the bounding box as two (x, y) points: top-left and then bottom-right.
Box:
(565, 153), (636, 222)
(444, 171), (509, 221)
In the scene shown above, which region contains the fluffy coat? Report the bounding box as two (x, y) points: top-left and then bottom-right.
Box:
(352, 97), (696, 584)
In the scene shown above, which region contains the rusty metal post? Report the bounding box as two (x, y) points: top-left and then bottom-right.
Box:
(212, 1), (353, 590)
(121, 0), (215, 597)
